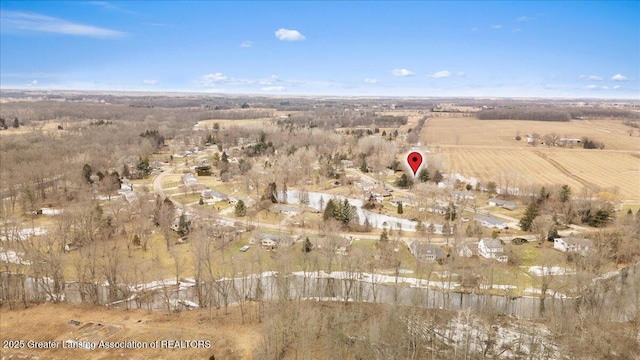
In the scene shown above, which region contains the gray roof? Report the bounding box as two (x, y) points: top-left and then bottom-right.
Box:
(410, 242), (445, 258)
(202, 190), (228, 198)
(488, 198), (517, 208)
(474, 214), (507, 226)
(480, 238), (503, 249)
(556, 238), (591, 247)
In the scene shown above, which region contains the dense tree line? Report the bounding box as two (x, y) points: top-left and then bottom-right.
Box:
(477, 108), (572, 121)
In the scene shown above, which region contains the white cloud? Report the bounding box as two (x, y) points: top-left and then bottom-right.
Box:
(262, 86), (285, 91)
(491, 24), (502, 29)
(240, 40), (253, 48)
(275, 28), (306, 41)
(391, 69), (414, 77)
(143, 79), (158, 85)
(516, 16), (531, 22)
(611, 73), (628, 81)
(512, 27), (521, 33)
(456, 72), (465, 77)
(30, 80), (38, 86)
(0, 11), (125, 38)
(429, 70), (451, 79)
(88, 1), (137, 14)
(585, 84), (611, 90)
(202, 73), (228, 84)
(579, 75), (603, 81)
(364, 78), (380, 84)
(613, 85), (621, 89)
(471, 27), (477, 32)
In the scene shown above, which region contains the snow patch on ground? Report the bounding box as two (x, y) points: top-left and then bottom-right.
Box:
(0, 247), (31, 265)
(12, 227), (48, 241)
(527, 266), (575, 276)
(406, 311), (560, 358)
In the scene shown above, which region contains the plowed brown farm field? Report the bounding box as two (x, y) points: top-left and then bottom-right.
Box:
(422, 117), (640, 200)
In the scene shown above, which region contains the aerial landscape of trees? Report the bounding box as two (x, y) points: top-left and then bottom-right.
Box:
(1, 92), (639, 359)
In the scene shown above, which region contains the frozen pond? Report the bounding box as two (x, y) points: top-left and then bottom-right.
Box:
(283, 190), (445, 234)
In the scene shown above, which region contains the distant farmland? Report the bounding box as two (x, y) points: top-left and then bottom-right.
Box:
(422, 117), (640, 201)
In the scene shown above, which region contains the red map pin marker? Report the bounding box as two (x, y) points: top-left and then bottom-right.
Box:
(407, 151), (423, 177)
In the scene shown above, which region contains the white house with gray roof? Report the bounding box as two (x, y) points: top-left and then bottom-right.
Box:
(478, 238), (507, 262)
(474, 214), (508, 229)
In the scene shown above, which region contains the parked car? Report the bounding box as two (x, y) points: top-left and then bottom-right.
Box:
(511, 237), (527, 245)
(239, 245), (250, 252)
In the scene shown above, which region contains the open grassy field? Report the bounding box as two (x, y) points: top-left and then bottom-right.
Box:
(421, 117), (640, 201)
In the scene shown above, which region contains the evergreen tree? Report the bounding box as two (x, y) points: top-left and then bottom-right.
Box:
(136, 157), (151, 177)
(397, 202), (403, 214)
(302, 237), (313, 253)
(519, 201), (541, 231)
(359, 158), (369, 173)
(380, 228), (389, 242)
(395, 173), (414, 188)
(418, 168), (430, 183)
(389, 160), (400, 171)
(178, 213), (191, 235)
(559, 184), (571, 203)
(235, 199), (246, 217)
(82, 163), (93, 184)
(486, 181), (497, 195)
(444, 202), (457, 221)
(132, 234), (141, 247)
(432, 170), (444, 184)
(363, 216), (372, 232)
(538, 186), (550, 204)
(323, 199), (336, 221)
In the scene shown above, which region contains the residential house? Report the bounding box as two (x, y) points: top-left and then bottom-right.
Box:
(390, 197), (414, 207)
(474, 214), (508, 229)
(201, 189), (229, 204)
(261, 238), (277, 249)
(257, 233), (294, 249)
(553, 238), (592, 254)
(182, 173), (199, 186)
(341, 160), (354, 169)
(557, 138), (581, 146)
(428, 204), (448, 215)
(269, 204), (302, 215)
(478, 238), (508, 262)
(488, 198), (518, 211)
(409, 242), (446, 262)
(453, 190), (476, 200)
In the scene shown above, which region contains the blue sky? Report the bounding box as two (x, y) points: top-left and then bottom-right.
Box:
(1, 1), (638, 98)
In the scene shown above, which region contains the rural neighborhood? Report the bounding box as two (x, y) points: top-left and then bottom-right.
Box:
(1, 1), (639, 359)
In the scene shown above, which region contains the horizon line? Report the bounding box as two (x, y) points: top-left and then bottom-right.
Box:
(2, 88), (639, 102)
